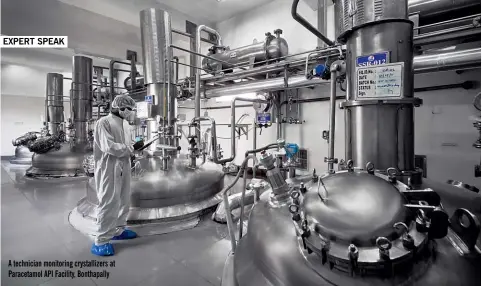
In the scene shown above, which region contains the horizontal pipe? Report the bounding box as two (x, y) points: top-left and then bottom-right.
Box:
(414, 81), (475, 92)
(202, 48), (343, 84)
(413, 47), (481, 73)
(408, 0), (480, 18)
(178, 104), (253, 110)
(203, 48), (481, 97)
(414, 25), (481, 46)
(414, 14), (480, 31)
(171, 28), (216, 45)
(204, 75), (329, 98)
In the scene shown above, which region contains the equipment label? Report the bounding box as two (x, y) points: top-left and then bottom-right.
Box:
(136, 102), (149, 119)
(256, 113), (271, 124)
(356, 62), (404, 99)
(144, 95), (153, 104)
(0, 36), (68, 48)
(356, 52), (390, 67)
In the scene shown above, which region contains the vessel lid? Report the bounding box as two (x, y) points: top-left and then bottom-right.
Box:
(302, 172), (408, 246)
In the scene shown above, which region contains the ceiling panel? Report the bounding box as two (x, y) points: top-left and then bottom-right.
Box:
(57, 0), (276, 27)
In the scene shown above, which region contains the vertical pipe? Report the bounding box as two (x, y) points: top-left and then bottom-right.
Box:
(164, 12), (173, 149)
(44, 98), (49, 134)
(276, 94), (282, 139)
(129, 57), (137, 96)
(72, 56), (93, 147)
(195, 25), (222, 167)
(327, 69), (337, 172)
(318, 0), (328, 48)
(253, 121), (257, 150)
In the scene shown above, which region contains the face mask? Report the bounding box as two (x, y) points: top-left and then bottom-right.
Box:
(119, 109), (132, 119)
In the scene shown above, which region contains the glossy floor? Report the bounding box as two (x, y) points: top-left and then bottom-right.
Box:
(1, 161), (239, 286)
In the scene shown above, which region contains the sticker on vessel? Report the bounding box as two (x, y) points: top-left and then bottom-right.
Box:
(356, 52), (390, 67)
(356, 62), (404, 100)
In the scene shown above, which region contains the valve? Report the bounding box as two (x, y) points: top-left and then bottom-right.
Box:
(273, 29), (283, 37)
(284, 143), (299, 160)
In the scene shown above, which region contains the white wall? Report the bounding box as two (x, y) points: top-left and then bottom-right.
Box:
(217, 0), (318, 55)
(414, 70), (481, 189)
(184, 0), (482, 190)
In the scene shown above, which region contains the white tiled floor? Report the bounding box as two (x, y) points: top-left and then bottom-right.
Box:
(1, 161), (238, 286)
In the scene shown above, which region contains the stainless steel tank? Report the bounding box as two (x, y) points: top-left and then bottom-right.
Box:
(336, 0), (420, 174)
(46, 73), (64, 136)
(26, 142), (86, 179)
(139, 8), (176, 153)
(224, 169), (480, 286)
(202, 29), (289, 73)
(69, 8), (226, 236)
(220, 1), (480, 285)
(72, 56), (93, 148)
(10, 145), (34, 165)
(9, 132), (38, 165)
(25, 59), (93, 180)
(70, 158), (224, 235)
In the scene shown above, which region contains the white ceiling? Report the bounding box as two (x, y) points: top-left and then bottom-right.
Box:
(57, 0), (276, 27)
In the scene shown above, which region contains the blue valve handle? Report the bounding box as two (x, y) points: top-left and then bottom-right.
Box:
(284, 143), (299, 159)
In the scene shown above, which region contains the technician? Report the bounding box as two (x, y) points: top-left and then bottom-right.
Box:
(91, 94), (144, 256)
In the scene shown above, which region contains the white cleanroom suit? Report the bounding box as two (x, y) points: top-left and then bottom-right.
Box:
(93, 110), (134, 246)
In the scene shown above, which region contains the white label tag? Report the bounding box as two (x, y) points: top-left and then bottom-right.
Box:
(136, 102), (149, 119)
(356, 63), (404, 100)
(0, 36), (68, 48)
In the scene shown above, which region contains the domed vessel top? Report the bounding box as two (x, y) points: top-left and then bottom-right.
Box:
(303, 172), (409, 245)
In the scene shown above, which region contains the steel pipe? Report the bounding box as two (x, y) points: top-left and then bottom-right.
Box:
(413, 47), (481, 73)
(109, 60), (131, 109)
(194, 25), (222, 167)
(327, 68), (337, 173)
(222, 154), (258, 252)
(408, 0), (480, 18)
(291, 0), (334, 46)
(204, 75), (329, 98)
(202, 48), (481, 98)
(414, 25), (481, 46)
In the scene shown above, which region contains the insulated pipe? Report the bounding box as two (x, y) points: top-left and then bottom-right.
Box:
(413, 47), (481, 73)
(291, 0), (334, 47)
